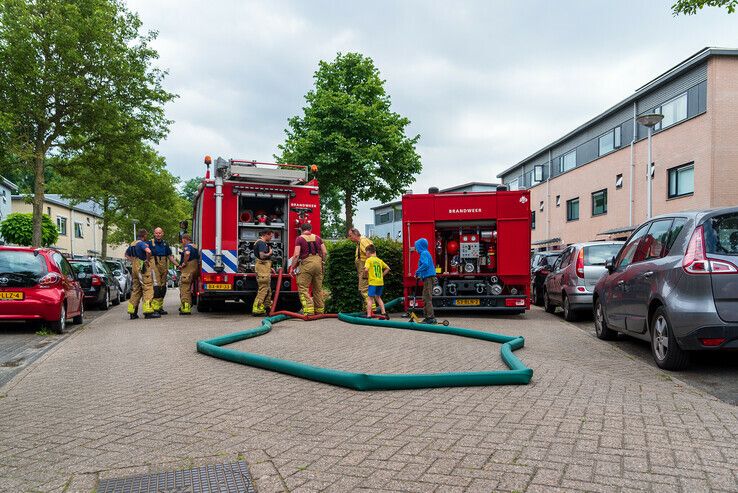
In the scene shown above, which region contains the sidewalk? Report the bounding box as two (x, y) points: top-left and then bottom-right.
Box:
(0, 295), (736, 492)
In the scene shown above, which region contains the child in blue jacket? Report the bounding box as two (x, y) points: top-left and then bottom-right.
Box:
(414, 238), (436, 324)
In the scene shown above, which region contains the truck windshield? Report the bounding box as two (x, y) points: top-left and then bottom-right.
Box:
(706, 212), (738, 256)
(584, 244), (622, 266)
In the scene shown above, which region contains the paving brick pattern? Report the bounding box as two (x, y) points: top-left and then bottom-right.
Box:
(0, 296), (736, 492)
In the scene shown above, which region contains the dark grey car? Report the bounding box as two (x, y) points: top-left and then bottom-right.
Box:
(593, 207), (738, 370)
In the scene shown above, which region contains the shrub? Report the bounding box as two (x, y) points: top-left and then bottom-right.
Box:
(325, 237), (404, 313)
(0, 213), (59, 247)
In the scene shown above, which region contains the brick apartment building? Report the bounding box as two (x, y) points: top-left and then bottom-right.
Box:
(498, 47), (738, 250)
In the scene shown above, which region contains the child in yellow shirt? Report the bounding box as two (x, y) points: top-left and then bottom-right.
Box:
(363, 244), (390, 319)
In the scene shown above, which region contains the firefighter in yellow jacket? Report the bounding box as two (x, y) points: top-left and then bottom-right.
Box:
(125, 229), (160, 319)
(178, 234), (199, 315)
(288, 223), (328, 315)
(251, 229), (274, 316)
(149, 227), (179, 315)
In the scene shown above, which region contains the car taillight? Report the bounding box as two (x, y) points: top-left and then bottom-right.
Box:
(683, 226), (738, 274)
(699, 337), (726, 347)
(38, 272), (62, 288)
(91, 275), (103, 286)
(576, 249), (584, 278)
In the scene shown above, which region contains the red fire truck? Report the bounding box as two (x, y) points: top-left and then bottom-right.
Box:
(190, 157), (320, 311)
(402, 186), (531, 313)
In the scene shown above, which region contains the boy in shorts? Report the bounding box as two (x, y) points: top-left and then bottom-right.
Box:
(364, 244), (390, 319)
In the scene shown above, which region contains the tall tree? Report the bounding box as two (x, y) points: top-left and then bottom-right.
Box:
(672, 0), (737, 14)
(0, 0), (174, 247)
(179, 177), (202, 206)
(278, 52), (422, 230)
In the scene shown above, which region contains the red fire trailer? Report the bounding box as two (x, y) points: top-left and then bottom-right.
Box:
(402, 187), (531, 313)
(190, 157), (320, 312)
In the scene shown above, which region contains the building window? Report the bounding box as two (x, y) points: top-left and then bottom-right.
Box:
(375, 211), (392, 225)
(46, 207), (51, 216)
(614, 126), (621, 148)
(561, 150), (576, 172)
(56, 216), (67, 236)
(531, 211), (536, 230)
(539, 201), (544, 212)
(592, 189), (607, 216)
(556, 195), (561, 207)
(566, 198), (579, 221)
(616, 174), (623, 189)
(508, 178), (519, 190)
(393, 207), (402, 220)
(598, 130), (614, 156)
(74, 222), (84, 239)
(668, 163), (694, 198)
(661, 92), (688, 129)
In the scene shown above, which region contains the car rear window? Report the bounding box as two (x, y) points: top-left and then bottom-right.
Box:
(0, 250), (48, 276)
(584, 244), (622, 266)
(70, 261), (94, 275)
(705, 212), (738, 256)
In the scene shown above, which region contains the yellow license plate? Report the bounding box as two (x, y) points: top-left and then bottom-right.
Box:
(206, 283), (231, 290)
(0, 292), (24, 300)
(455, 299), (480, 306)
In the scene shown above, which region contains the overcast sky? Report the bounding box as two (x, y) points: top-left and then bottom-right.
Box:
(127, 0), (737, 228)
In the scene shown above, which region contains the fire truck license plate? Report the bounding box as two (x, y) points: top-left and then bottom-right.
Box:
(455, 299), (480, 306)
(0, 292), (23, 300)
(205, 284), (231, 290)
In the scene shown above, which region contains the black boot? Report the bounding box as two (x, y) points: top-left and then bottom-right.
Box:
(158, 309), (168, 315)
(130, 313), (139, 320)
(144, 312), (161, 319)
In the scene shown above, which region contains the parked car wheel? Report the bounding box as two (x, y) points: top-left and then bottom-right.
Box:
(651, 306), (689, 371)
(111, 289), (121, 306)
(118, 288), (124, 303)
(126, 287), (131, 300)
(49, 304), (66, 334)
(531, 286), (541, 306)
(594, 298), (616, 340)
(72, 303), (84, 325)
(543, 289), (556, 314)
(562, 294), (577, 322)
(99, 289), (110, 311)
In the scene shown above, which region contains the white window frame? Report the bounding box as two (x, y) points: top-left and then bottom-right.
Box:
(660, 92), (688, 129)
(74, 222), (84, 239)
(56, 216), (68, 236)
(561, 150), (576, 172)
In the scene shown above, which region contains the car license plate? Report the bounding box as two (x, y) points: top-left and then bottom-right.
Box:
(206, 283), (231, 290)
(455, 298), (480, 306)
(0, 292), (24, 300)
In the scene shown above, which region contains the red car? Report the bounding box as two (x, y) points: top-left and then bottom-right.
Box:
(0, 246), (84, 333)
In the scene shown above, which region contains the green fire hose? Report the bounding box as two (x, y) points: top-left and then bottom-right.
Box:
(196, 298), (533, 390)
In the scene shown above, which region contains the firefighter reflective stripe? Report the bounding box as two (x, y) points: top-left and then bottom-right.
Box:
(201, 249), (238, 273)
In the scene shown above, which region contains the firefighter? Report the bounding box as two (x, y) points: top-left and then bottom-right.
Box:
(125, 229), (160, 319)
(178, 234), (199, 315)
(288, 223), (327, 315)
(251, 229), (274, 316)
(149, 227), (179, 315)
(348, 227), (374, 308)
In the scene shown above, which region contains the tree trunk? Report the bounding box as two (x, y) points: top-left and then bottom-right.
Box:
(32, 152), (45, 247)
(344, 189), (354, 230)
(101, 197), (110, 258)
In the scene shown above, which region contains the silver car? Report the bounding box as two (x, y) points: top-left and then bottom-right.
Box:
(543, 241), (624, 321)
(594, 208), (738, 370)
(105, 259), (132, 302)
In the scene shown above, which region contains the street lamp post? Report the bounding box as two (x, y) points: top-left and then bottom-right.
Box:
(636, 113), (664, 220)
(132, 219), (138, 242)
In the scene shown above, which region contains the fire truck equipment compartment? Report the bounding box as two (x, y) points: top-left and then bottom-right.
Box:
(196, 298), (533, 390)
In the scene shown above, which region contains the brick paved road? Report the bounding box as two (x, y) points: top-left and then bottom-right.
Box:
(0, 293), (736, 492)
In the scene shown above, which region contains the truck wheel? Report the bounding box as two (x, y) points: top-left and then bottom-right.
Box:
(531, 286), (540, 306)
(197, 298), (211, 312)
(543, 289), (556, 314)
(651, 306), (689, 371)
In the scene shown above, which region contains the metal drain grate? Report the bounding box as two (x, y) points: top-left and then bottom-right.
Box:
(97, 461), (255, 493)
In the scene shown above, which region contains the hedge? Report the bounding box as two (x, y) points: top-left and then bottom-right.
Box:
(325, 237), (404, 313)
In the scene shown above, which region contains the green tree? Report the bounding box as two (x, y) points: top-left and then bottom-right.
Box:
(672, 0), (737, 14)
(0, 0), (174, 248)
(179, 177), (201, 206)
(278, 52), (421, 231)
(0, 212), (58, 247)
